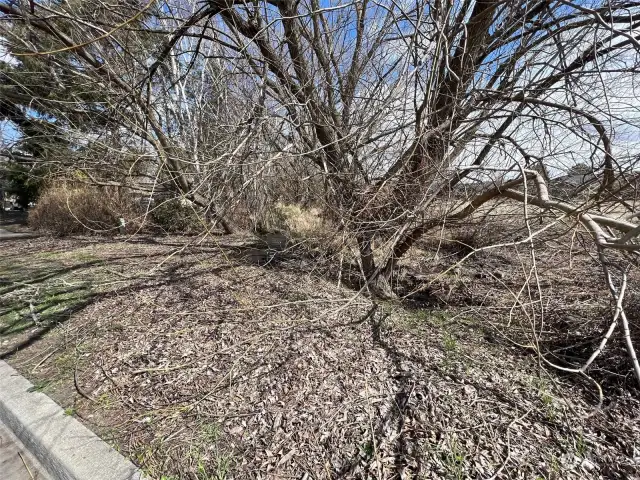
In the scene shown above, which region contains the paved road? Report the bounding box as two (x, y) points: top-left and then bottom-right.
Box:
(0, 227), (37, 241)
(0, 210), (35, 240)
(0, 215), (45, 478)
(0, 420), (51, 479)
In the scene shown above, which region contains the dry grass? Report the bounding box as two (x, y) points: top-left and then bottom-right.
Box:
(250, 202), (327, 237)
(1, 229), (639, 479)
(28, 185), (144, 236)
(272, 203), (325, 236)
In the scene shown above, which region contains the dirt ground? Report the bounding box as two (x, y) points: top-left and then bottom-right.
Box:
(1, 224), (640, 479)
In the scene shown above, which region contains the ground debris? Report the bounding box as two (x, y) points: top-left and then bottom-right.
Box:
(1, 235), (638, 479)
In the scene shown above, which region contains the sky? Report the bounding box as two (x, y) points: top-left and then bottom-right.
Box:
(1, 2), (640, 180)
(0, 37), (21, 152)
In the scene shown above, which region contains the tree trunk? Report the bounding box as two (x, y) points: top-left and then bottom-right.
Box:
(358, 234), (375, 279)
(358, 234), (396, 298)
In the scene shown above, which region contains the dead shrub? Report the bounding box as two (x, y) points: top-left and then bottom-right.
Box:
(28, 185), (144, 236)
(448, 209), (528, 253)
(273, 203), (325, 237)
(249, 202), (322, 236)
(249, 202), (346, 257)
(149, 198), (203, 234)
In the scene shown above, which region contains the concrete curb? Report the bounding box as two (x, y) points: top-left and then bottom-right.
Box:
(0, 361), (144, 480)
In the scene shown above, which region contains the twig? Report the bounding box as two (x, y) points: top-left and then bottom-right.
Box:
(31, 346), (61, 373)
(74, 361), (97, 404)
(599, 261), (640, 384)
(580, 269), (627, 373)
(17, 451), (35, 480)
(486, 409), (532, 480)
(99, 361), (121, 389)
(131, 361), (195, 375)
(363, 373), (383, 479)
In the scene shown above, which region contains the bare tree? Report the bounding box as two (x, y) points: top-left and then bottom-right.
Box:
(0, 0), (245, 233)
(132, 0), (640, 282)
(2, 0), (640, 383)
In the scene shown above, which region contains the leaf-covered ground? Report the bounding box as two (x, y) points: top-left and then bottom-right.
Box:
(1, 234), (639, 479)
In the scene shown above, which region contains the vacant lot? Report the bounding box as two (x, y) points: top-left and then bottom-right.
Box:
(1, 229), (639, 479)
